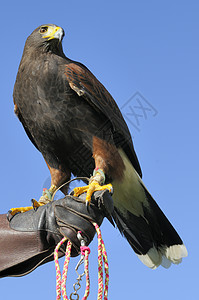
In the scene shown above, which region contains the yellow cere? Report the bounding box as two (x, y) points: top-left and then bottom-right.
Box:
(42, 26), (62, 40)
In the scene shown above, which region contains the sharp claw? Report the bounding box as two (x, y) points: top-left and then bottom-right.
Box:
(7, 210), (15, 221)
(31, 199), (40, 210)
(7, 209), (22, 221)
(110, 186), (114, 195)
(86, 200), (90, 211)
(7, 209), (13, 217)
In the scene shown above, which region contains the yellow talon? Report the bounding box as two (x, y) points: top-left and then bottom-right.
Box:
(9, 205), (34, 216)
(8, 185), (58, 217)
(73, 181), (113, 205)
(32, 199), (44, 208)
(9, 198), (45, 216)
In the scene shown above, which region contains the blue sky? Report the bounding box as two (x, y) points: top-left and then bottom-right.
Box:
(0, 1), (198, 299)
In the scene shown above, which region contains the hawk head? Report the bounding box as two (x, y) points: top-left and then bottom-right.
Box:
(25, 24), (65, 54)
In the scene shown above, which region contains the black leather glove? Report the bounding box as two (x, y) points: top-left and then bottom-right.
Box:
(0, 190), (113, 278)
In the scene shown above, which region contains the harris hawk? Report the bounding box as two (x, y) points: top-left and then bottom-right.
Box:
(12, 24), (187, 269)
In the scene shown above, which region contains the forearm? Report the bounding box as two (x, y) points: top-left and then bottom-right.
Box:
(0, 214), (55, 277)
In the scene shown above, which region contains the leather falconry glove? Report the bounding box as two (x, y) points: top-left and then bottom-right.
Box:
(0, 190), (113, 278)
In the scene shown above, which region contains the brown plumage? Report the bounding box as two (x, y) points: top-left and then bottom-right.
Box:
(13, 24), (187, 268)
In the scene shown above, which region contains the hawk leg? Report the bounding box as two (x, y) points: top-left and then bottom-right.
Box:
(73, 136), (125, 206)
(9, 165), (70, 216)
(9, 185), (58, 216)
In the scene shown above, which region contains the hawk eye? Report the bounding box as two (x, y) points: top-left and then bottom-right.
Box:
(40, 27), (48, 34)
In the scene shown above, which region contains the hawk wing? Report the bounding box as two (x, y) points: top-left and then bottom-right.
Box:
(14, 103), (39, 150)
(64, 62), (142, 178)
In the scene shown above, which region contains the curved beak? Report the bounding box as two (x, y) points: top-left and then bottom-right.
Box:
(43, 26), (64, 41)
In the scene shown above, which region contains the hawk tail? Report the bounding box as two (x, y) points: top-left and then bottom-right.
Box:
(112, 150), (187, 269)
(112, 185), (188, 269)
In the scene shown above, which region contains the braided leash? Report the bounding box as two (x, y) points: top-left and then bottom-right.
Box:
(54, 224), (109, 300)
(80, 245), (91, 300)
(54, 237), (72, 300)
(92, 222), (109, 300)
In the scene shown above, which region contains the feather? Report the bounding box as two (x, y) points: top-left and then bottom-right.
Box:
(112, 149), (188, 268)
